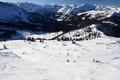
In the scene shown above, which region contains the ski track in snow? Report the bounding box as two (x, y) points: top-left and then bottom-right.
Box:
(0, 37), (120, 80)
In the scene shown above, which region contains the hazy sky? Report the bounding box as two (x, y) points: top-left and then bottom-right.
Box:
(0, 0), (119, 6)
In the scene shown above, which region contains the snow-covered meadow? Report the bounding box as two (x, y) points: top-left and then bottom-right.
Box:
(0, 37), (120, 80)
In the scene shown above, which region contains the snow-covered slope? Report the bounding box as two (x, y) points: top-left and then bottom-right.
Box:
(0, 2), (28, 22)
(17, 2), (44, 12)
(72, 4), (96, 14)
(0, 37), (120, 80)
(96, 5), (120, 12)
(57, 4), (96, 15)
(57, 4), (74, 14)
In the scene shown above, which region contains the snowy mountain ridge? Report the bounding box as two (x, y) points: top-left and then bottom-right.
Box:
(0, 2), (29, 22)
(0, 1), (119, 23)
(57, 4), (96, 14)
(17, 2), (44, 12)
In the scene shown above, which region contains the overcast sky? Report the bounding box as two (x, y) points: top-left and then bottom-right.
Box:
(0, 0), (119, 6)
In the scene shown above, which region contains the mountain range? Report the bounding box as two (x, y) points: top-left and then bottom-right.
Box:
(0, 1), (120, 40)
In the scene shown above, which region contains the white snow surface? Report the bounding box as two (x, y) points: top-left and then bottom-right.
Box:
(0, 37), (120, 80)
(57, 5), (74, 14)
